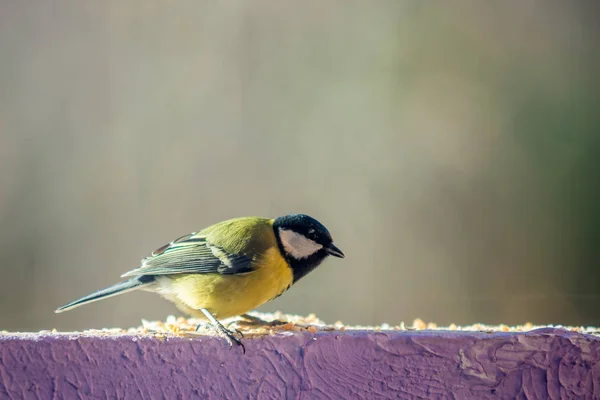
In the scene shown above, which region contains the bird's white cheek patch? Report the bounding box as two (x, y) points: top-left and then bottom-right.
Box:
(279, 228), (323, 259)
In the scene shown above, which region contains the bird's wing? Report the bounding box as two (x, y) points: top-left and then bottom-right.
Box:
(121, 232), (253, 277)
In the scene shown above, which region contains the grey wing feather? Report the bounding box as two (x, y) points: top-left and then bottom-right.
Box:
(121, 234), (253, 277)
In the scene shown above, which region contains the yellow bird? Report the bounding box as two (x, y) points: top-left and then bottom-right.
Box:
(56, 214), (344, 350)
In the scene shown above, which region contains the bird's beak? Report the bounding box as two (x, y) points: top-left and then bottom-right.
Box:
(326, 243), (345, 258)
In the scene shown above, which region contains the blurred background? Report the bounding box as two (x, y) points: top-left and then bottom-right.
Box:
(1, 2), (599, 332)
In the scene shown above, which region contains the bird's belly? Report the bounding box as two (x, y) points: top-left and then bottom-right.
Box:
(157, 248), (293, 319)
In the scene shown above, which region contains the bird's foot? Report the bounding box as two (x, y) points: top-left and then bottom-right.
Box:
(230, 313), (287, 328)
(198, 310), (246, 354)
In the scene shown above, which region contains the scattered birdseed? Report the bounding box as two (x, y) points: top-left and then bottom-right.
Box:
(6, 311), (598, 339)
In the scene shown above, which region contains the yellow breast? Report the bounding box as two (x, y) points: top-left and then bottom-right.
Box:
(157, 247), (293, 319)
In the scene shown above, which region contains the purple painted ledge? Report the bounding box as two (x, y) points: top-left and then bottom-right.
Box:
(1, 328), (599, 399)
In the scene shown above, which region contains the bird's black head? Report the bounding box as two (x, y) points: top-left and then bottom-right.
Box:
(273, 214), (344, 283)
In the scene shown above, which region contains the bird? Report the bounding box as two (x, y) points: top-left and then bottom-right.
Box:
(55, 214), (345, 351)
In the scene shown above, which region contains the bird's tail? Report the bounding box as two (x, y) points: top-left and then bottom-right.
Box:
(55, 275), (155, 313)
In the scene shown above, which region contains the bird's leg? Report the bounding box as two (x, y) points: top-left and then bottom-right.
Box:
(199, 308), (245, 354)
(237, 313), (287, 327)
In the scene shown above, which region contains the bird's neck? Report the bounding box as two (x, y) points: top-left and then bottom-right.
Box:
(286, 250), (328, 283)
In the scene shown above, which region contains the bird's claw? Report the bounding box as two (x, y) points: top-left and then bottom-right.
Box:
(197, 309), (246, 354)
(224, 330), (245, 354)
(233, 328), (244, 339)
(207, 323), (246, 354)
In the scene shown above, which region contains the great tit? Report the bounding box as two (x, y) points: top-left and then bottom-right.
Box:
(56, 214), (344, 350)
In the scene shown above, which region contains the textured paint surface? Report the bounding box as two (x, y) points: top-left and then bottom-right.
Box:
(0, 328), (599, 399)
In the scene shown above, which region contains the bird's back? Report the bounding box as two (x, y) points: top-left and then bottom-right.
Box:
(200, 216), (277, 257)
